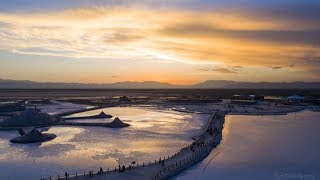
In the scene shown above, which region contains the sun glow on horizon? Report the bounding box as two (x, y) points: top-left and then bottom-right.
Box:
(0, 1), (319, 83)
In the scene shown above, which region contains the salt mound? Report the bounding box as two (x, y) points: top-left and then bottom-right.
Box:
(97, 111), (112, 118)
(106, 117), (130, 128)
(0, 108), (59, 127)
(0, 103), (26, 112)
(10, 129), (56, 143)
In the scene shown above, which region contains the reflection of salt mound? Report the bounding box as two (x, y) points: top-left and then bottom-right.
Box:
(63, 111), (112, 120)
(97, 111), (112, 118)
(106, 117), (130, 128)
(0, 108), (59, 127)
(10, 129), (56, 143)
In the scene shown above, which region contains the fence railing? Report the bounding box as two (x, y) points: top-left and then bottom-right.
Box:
(152, 134), (222, 180)
(152, 111), (225, 180)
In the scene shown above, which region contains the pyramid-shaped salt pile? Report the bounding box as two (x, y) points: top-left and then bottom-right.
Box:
(97, 111), (113, 118)
(106, 117), (130, 128)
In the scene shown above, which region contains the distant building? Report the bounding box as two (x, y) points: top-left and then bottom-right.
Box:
(264, 96), (284, 103)
(119, 96), (131, 102)
(231, 95), (264, 101)
(287, 95), (304, 103)
(228, 95), (264, 105)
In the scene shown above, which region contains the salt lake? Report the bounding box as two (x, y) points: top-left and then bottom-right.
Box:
(175, 110), (320, 180)
(0, 106), (208, 180)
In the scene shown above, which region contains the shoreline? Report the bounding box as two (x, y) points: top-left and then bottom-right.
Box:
(42, 111), (225, 180)
(40, 103), (314, 180)
(2, 102), (317, 179)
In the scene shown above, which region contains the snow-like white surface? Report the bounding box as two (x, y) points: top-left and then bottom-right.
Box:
(0, 107), (208, 180)
(182, 103), (300, 114)
(34, 101), (90, 115)
(175, 111), (320, 180)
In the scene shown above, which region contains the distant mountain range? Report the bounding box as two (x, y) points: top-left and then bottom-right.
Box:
(0, 79), (320, 89)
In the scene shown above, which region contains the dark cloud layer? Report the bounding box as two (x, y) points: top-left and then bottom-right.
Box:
(161, 24), (320, 46)
(198, 66), (243, 74)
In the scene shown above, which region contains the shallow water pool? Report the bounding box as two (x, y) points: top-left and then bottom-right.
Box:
(175, 111), (320, 180)
(0, 106), (209, 179)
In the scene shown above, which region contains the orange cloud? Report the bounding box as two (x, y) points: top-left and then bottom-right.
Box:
(0, 7), (319, 75)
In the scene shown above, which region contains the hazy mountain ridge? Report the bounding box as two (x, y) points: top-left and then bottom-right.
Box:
(0, 79), (180, 89)
(0, 79), (320, 89)
(193, 80), (320, 89)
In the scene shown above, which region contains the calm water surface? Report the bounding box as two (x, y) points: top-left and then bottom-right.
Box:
(175, 111), (320, 180)
(0, 106), (209, 180)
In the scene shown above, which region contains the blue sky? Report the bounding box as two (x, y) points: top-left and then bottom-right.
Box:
(1, 0), (320, 11)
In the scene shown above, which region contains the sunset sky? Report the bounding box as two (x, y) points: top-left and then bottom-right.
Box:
(0, 0), (319, 84)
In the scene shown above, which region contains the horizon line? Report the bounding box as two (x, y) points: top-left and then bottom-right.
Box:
(1, 78), (320, 86)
